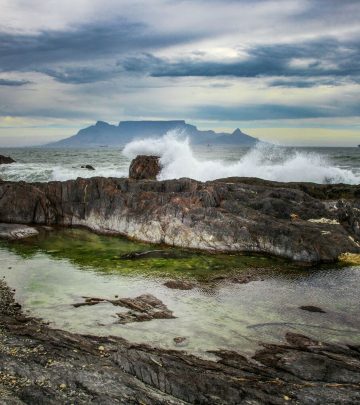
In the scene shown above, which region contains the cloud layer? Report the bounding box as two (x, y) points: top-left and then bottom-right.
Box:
(0, 0), (359, 145)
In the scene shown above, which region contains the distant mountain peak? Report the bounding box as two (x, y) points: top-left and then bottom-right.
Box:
(232, 128), (244, 136)
(45, 120), (261, 148)
(95, 120), (109, 127)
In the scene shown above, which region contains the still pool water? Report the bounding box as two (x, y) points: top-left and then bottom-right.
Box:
(1, 227), (359, 357)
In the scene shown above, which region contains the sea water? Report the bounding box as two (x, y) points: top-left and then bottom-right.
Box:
(0, 133), (359, 184)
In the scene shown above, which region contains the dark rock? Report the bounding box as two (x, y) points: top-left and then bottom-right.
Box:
(129, 155), (161, 180)
(300, 305), (326, 313)
(164, 280), (194, 290)
(0, 154), (15, 164)
(81, 164), (95, 170)
(120, 250), (189, 260)
(114, 294), (175, 324)
(73, 297), (106, 308)
(73, 294), (175, 324)
(0, 176), (359, 262)
(173, 336), (188, 346)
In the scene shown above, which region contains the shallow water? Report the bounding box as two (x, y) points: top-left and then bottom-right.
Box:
(1, 228), (359, 357)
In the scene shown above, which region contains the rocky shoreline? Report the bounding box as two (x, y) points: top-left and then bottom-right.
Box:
(0, 174), (359, 262)
(1, 278), (360, 404)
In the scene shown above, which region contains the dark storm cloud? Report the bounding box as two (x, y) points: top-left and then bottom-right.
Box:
(193, 101), (360, 121)
(267, 78), (348, 88)
(0, 79), (31, 86)
(121, 37), (360, 86)
(0, 19), (200, 74)
(40, 66), (121, 84)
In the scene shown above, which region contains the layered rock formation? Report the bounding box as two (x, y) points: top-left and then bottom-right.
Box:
(0, 176), (359, 262)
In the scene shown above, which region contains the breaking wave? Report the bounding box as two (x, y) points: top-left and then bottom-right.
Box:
(123, 132), (360, 184)
(0, 162), (128, 182)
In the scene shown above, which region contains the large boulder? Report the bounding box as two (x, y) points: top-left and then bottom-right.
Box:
(0, 155), (15, 164)
(129, 155), (161, 180)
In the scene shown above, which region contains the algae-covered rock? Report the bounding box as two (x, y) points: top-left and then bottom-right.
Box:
(338, 252), (360, 265)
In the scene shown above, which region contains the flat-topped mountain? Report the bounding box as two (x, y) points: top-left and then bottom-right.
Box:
(45, 120), (259, 147)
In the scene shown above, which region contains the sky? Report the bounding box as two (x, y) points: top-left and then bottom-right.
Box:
(0, 0), (359, 146)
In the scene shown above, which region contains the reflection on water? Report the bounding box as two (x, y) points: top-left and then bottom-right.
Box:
(1, 228), (359, 357)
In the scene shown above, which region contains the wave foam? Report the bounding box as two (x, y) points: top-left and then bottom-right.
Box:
(122, 132), (360, 184)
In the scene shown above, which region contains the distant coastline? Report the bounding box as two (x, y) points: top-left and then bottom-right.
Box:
(44, 120), (260, 148)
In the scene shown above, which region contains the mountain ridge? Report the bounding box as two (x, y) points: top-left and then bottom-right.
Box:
(45, 120), (260, 147)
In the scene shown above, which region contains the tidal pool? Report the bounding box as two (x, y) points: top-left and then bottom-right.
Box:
(1, 227), (359, 357)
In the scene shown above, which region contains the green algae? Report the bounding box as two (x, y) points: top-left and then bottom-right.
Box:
(4, 227), (296, 281)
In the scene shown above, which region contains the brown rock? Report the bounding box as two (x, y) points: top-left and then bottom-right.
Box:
(164, 280), (194, 290)
(73, 293), (175, 324)
(129, 155), (161, 180)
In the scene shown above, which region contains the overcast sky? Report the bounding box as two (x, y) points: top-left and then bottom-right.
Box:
(0, 0), (359, 146)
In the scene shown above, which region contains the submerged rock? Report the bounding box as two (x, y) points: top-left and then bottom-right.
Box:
(81, 164), (95, 170)
(164, 280), (194, 290)
(173, 336), (188, 346)
(129, 155), (161, 180)
(120, 250), (190, 260)
(299, 305), (326, 313)
(0, 223), (39, 240)
(0, 176), (359, 262)
(0, 154), (15, 164)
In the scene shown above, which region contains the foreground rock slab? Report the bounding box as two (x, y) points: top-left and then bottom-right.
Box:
(0, 176), (359, 262)
(1, 280), (360, 404)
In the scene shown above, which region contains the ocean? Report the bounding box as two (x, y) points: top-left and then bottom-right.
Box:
(1, 135), (360, 184)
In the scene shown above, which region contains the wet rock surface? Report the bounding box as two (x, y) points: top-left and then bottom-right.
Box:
(1, 279), (360, 404)
(0, 155), (15, 164)
(0, 224), (39, 240)
(163, 280), (194, 290)
(73, 294), (175, 324)
(0, 176), (359, 262)
(129, 155), (161, 180)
